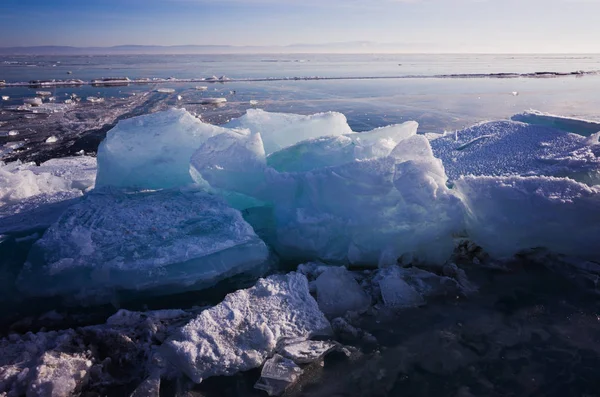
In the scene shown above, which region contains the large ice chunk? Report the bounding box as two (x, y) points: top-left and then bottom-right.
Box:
(19, 187), (269, 299)
(96, 108), (235, 190)
(455, 175), (600, 261)
(191, 132), (463, 265)
(430, 121), (600, 184)
(511, 110), (600, 137)
(315, 267), (370, 317)
(266, 121), (418, 172)
(224, 109), (353, 155)
(162, 273), (331, 383)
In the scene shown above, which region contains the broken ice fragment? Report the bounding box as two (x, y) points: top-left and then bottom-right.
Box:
(315, 267), (370, 318)
(280, 340), (336, 364)
(45, 136), (58, 143)
(254, 354), (303, 396)
(19, 187), (270, 300)
(200, 97), (227, 104)
(24, 97), (43, 106)
(224, 109), (353, 155)
(162, 273), (331, 383)
(156, 88), (175, 93)
(26, 351), (92, 397)
(376, 266), (425, 309)
(96, 108), (233, 190)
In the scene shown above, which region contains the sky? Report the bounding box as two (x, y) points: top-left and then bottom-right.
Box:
(1, 0), (599, 52)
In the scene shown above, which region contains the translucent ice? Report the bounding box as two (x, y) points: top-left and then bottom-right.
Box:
(224, 109), (353, 155)
(430, 121), (600, 183)
(162, 273), (331, 383)
(19, 187), (269, 299)
(315, 267), (370, 317)
(512, 110), (600, 137)
(266, 121), (418, 172)
(96, 108), (234, 190)
(191, 131), (463, 265)
(254, 354), (303, 396)
(456, 175), (600, 261)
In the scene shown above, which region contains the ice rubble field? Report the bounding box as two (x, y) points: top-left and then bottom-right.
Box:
(0, 108), (599, 299)
(1, 108), (600, 395)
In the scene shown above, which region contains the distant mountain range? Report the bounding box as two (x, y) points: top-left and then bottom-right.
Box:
(0, 42), (437, 55)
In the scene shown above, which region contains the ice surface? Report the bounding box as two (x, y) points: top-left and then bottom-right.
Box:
(162, 273), (331, 383)
(191, 131), (462, 265)
(315, 267), (370, 317)
(512, 110), (600, 137)
(45, 136), (58, 143)
(254, 354), (303, 396)
(266, 121), (418, 172)
(224, 109), (353, 155)
(430, 121), (600, 183)
(19, 187), (269, 299)
(455, 175), (600, 261)
(96, 108), (234, 190)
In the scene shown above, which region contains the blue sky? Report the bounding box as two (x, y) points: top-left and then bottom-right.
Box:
(1, 0), (599, 52)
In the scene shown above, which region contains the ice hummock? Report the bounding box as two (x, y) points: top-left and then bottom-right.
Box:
(19, 187), (270, 300)
(224, 109), (353, 155)
(96, 108), (234, 190)
(162, 272), (331, 383)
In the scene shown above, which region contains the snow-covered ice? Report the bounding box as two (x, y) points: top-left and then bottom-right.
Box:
(162, 273), (331, 383)
(430, 121), (600, 183)
(96, 108), (234, 190)
(0, 156), (96, 232)
(19, 187), (270, 299)
(224, 109), (353, 155)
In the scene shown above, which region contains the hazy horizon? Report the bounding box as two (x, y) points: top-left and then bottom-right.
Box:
(1, 0), (600, 54)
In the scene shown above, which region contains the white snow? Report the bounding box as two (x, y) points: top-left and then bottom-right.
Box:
(19, 187), (269, 299)
(96, 108), (234, 190)
(162, 273), (331, 383)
